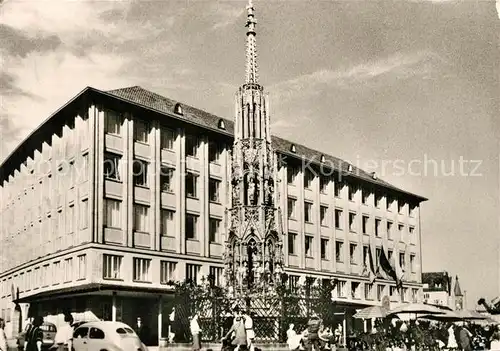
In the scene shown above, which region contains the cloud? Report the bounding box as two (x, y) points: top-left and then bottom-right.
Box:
(209, 2), (245, 30)
(270, 51), (445, 103)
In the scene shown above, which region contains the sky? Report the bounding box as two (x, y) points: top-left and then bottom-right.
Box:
(0, 0), (499, 308)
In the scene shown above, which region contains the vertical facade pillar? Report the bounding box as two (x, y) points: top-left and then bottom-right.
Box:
(112, 292), (117, 321)
(157, 296), (163, 343)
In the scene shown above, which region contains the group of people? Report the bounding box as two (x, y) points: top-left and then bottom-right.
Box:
(188, 306), (256, 351)
(352, 318), (500, 351)
(286, 314), (342, 351)
(18, 313), (74, 351)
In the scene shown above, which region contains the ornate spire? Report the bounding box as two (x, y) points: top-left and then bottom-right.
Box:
(245, 0), (259, 84)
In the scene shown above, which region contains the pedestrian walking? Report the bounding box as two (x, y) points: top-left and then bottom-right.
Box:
(25, 316), (44, 351)
(223, 307), (247, 351)
(52, 313), (73, 351)
(304, 313), (322, 351)
(190, 314), (202, 351)
(0, 318), (8, 351)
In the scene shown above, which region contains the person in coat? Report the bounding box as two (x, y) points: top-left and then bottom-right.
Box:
(223, 308), (247, 351)
(459, 324), (473, 351)
(190, 314), (202, 351)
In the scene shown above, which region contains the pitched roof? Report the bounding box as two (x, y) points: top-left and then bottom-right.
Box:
(422, 272), (452, 293)
(105, 86), (427, 201)
(454, 276), (463, 296)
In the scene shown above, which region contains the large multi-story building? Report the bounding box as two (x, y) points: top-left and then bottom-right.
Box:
(0, 1), (426, 344)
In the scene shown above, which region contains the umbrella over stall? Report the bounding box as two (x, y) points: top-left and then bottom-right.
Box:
(353, 305), (389, 319)
(388, 303), (446, 320)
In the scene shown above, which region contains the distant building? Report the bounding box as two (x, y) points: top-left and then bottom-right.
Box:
(422, 272), (464, 310)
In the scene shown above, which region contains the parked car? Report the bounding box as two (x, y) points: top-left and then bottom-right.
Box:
(17, 321), (57, 350)
(72, 321), (147, 351)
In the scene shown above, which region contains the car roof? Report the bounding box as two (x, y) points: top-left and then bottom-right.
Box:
(75, 321), (133, 332)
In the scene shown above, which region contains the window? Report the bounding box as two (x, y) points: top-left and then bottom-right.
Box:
(287, 198), (296, 219)
(321, 238), (329, 260)
(104, 110), (122, 135)
(362, 215), (369, 234)
(161, 128), (175, 150)
(209, 266), (224, 286)
(375, 218), (381, 237)
(103, 254), (122, 279)
(410, 204), (417, 217)
(160, 261), (177, 284)
(160, 209), (175, 237)
(67, 204), (74, 233)
(320, 176), (328, 193)
(320, 206), (328, 226)
(185, 135), (198, 157)
(412, 288), (419, 303)
(288, 233), (296, 255)
(160, 165), (175, 192)
(348, 212), (356, 232)
(399, 252), (405, 268)
(104, 199), (121, 229)
(208, 141), (221, 163)
(133, 258), (151, 282)
(390, 286), (397, 297)
(363, 246), (369, 265)
(304, 202), (313, 223)
(388, 250), (393, 260)
(186, 173), (198, 198)
(104, 153), (122, 181)
(410, 254), (416, 272)
(335, 241), (344, 262)
(348, 185), (356, 201)
(362, 189), (370, 205)
(186, 263), (201, 284)
(133, 205), (149, 233)
(398, 224), (405, 239)
(304, 170), (314, 189)
(398, 201), (404, 214)
(132, 160), (148, 187)
(133, 119), (149, 143)
(52, 262), (60, 285)
(386, 196), (393, 211)
(350, 243), (357, 265)
(375, 193), (382, 208)
(64, 258), (73, 283)
(337, 281), (346, 298)
(409, 226), (415, 235)
(288, 275), (299, 291)
(305, 236), (313, 257)
(185, 214), (198, 240)
(73, 327), (89, 339)
(80, 199), (88, 229)
(209, 218), (221, 243)
(352, 282), (361, 299)
(89, 327), (105, 339)
(334, 181), (343, 197)
(365, 283), (373, 300)
(377, 285), (385, 301)
(42, 265), (50, 287)
(81, 153), (89, 182)
(77, 255), (86, 280)
(335, 209), (342, 229)
(287, 167), (298, 185)
(375, 248), (381, 267)
(209, 178), (221, 203)
(387, 221), (393, 239)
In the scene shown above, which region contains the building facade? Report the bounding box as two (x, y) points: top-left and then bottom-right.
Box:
(422, 272), (464, 310)
(0, 1), (426, 344)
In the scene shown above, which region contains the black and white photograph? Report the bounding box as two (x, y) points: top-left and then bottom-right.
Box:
(0, 0), (498, 350)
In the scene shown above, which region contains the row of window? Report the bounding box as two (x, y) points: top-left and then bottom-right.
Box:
(288, 168), (417, 216)
(285, 275), (419, 302)
(104, 200), (222, 242)
(288, 199), (415, 236)
(0, 255), (87, 297)
(102, 254), (224, 286)
(104, 153), (222, 201)
(288, 234), (417, 269)
(105, 111), (222, 163)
